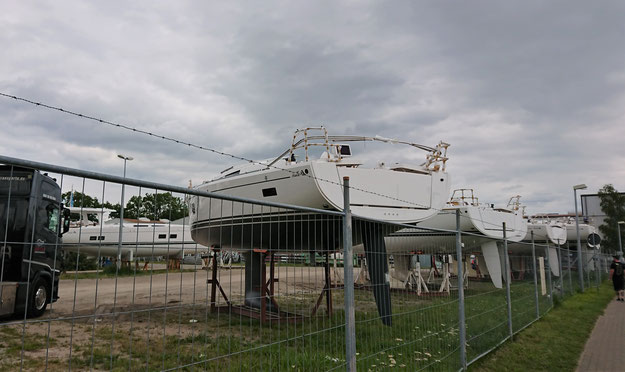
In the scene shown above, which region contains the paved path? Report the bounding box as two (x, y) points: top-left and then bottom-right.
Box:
(577, 298), (625, 371)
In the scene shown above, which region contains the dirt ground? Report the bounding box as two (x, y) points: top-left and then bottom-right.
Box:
(1, 265), (357, 370)
(50, 265), (345, 318)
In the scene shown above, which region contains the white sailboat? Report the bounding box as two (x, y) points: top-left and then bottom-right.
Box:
(526, 214), (601, 248)
(63, 207), (206, 261)
(524, 221), (567, 246)
(372, 191), (527, 289)
(508, 214), (602, 277)
(562, 218), (601, 273)
(564, 221), (601, 248)
(508, 219), (568, 277)
(189, 127), (450, 249)
(188, 127), (451, 325)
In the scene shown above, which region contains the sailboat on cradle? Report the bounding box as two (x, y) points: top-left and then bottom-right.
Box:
(189, 127), (451, 325)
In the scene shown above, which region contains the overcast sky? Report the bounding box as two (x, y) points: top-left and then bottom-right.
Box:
(1, 1), (624, 214)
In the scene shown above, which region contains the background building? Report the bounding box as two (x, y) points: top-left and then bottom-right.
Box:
(581, 192), (625, 238)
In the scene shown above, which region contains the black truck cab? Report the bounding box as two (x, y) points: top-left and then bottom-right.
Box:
(1, 165), (69, 317)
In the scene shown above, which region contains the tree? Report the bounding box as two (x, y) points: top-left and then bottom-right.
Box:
(62, 191), (123, 221)
(62, 191), (101, 208)
(62, 191), (187, 222)
(62, 191), (104, 223)
(102, 202), (121, 219)
(598, 184), (625, 253)
(119, 192), (187, 221)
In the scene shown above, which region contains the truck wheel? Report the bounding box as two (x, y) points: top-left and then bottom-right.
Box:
(28, 278), (49, 318)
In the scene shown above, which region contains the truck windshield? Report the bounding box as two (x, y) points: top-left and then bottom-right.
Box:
(0, 173), (33, 196)
(0, 198), (30, 234)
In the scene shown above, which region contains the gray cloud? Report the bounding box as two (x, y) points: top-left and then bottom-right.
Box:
(1, 0), (624, 214)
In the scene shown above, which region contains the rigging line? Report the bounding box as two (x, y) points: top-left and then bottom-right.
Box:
(1, 92), (531, 233)
(2, 92), (533, 236)
(0, 92), (435, 209)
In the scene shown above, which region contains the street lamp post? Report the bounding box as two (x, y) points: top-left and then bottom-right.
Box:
(116, 154), (133, 269)
(618, 221), (625, 257)
(573, 184), (587, 292)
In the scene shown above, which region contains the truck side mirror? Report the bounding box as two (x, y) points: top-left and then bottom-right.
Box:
(61, 207), (71, 236)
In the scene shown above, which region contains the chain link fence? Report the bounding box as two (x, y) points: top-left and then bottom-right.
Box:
(0, 155), (610, 371)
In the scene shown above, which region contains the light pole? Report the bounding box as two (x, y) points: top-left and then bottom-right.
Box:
(618, 221), (625, 258)
(116, 154), (133, 269)
(573, 184), (587, 292)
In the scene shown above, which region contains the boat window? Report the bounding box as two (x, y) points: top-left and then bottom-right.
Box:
(89, 236), (105, 241)
(158, 234), (167, 239)
(262, 187), (277, 197)
(338, 145), (351, 156)
(170, 234), (177, 238)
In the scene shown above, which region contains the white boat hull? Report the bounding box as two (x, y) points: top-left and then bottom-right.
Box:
(376, 205), (526, 253)
(564, 223), (601, 248)
(63, 223), (206, 259)
(190, 162), (450, 251)
(354, 205), (527, 288)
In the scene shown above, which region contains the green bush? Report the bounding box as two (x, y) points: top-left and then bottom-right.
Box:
(62, 251), (97, 271)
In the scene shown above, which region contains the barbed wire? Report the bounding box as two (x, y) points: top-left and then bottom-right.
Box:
(1, 91), (531, 234)
(0, 92), (436, 209)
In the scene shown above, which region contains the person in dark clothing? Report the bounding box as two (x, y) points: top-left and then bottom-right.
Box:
(609, 255), (625, 301)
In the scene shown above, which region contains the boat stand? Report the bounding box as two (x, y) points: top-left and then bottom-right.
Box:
(403, 262), (429, 295)
(167, 258), (180, 270)
(354, 256), (370, 285)
(207, 248), (233, 312)
(463, 260), (469, 288)
(438, 258), (451, 294)
(330, 253), (343, 286)
(426, 255), (440, 284)
(311, 253), (333, 317)
(207, 249), (331, 324)
(512, 257), (526, 280)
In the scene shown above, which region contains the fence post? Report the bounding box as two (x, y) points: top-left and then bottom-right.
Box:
(558, 244), (564, 297)
(544, 244), (553, 307)
(531, 231), (539, 319)
(503, 223), (513, 340)
(567, 242), (573, 293)
(342, 177), (356, 372)
(456, 210), (466, 371)
(586, 250), (591, 290)
(595, 250), (600, 290)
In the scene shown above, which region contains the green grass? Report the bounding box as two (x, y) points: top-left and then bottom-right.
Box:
(469, 281), (614, 372)
(59, 267), (196, 280)
(0, 325), (58, 371)
(1, 276), (608, 371)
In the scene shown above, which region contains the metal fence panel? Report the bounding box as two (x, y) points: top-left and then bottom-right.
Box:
(0, 156), (610, 371)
